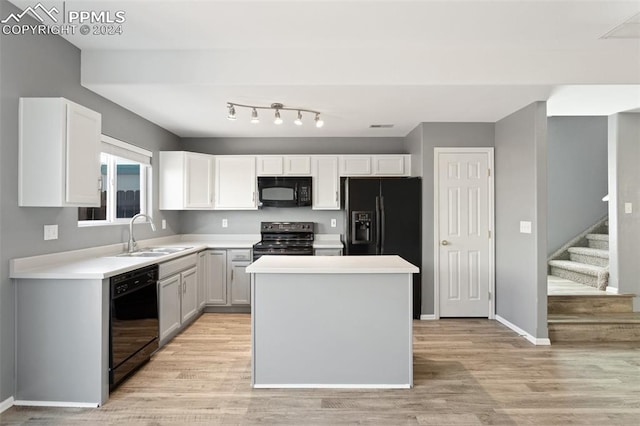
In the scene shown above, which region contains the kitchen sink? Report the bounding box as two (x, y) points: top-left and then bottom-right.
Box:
(114, 247), (191, 258)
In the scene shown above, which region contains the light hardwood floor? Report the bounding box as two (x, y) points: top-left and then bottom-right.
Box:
(2, 314), (640, 425)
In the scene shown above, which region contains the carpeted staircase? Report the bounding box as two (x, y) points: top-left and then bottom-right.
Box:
(548, 217), (609, 290)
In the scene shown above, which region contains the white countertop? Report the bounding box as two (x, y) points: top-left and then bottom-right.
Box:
(246, 255), (419, 274)
(10, 234), (343, 280)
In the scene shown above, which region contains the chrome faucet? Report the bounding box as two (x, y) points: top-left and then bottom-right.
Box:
(128, 213), (156, 253)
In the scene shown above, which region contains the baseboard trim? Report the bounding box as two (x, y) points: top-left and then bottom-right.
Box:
(420, 314), (437, 320)
(253, 383), (411, 389)
(0, 396), (14, 413)
(495, 315), (551, 346)
(13, 400), (99, 408)
(606, 286), (620, 294)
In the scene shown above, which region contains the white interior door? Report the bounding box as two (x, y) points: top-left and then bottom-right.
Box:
(436, 149), (493, 317)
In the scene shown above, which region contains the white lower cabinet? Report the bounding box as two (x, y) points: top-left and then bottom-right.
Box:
(158, 254), (199, 347)
(180, 267), (198, 324)
(159, 274), (182, 344)
(203, 249), (251, 308)
(314, 248), (343, 256)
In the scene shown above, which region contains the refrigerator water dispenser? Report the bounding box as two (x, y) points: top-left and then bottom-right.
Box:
(351, 211), (372, 244)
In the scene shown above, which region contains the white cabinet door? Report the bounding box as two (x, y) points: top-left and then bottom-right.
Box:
(372, 155), (408, 176)
(257, 156), (283, 175)
(65, 102), (102, 205)
(214, 156), (257, 209)
(229, 260), (251, 305)
(312, 156), (340, 210)
(159, 274), (181, 344)
(314, 248), (343, 256)
(19, 98), (102, 207)
(339, 156), (372, 176)
(206, 250), (227, 305)
(180, 267), (198, 324)
(284, 156), (311, 175)
(185, 153), (214, 208)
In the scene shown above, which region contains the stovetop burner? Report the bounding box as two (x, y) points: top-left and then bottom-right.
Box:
(253, 222), (315, 261)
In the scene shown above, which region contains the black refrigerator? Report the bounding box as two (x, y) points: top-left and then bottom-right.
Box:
(343, 177), (422, 319)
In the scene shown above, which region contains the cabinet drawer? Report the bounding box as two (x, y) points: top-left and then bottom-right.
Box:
(228, 249), (251, 261)
(159, 254), (197, 279)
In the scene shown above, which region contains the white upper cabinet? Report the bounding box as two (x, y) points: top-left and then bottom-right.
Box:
(256, 156), (283, 175)
(284, 156), (311, 175)
(159, 151), (214, 210)
(339, 155), (411, 177)
(19, 97), (102, 207)
(257, 155), (311, 176)
(214, 156), (257, 210)
(312, 156), (340, 210)
(372, 155), (410, 176)
(339, 156), (371, 176)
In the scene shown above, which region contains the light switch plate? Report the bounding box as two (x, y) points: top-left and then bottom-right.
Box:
(44, 224), (58, 240)
(331, 218), (337, 228)
(625, 202), (633, 214)
(519, 221), (532, 234)
(222, 218), (228, 228)
(162, 219), (167, 230)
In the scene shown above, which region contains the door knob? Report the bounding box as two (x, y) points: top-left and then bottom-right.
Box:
(441, 240), (449, 246)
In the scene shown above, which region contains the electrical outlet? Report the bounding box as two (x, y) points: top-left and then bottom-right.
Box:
(44, 224), (58, 240)
(222, 218), (228, 228)
(331, 218), (337, 228)
(625, 202), (633, 214)
(162, 219), (167, 230)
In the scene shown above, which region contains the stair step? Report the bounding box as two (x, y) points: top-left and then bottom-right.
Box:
(586, 233), (609, 250)
(568, 247), (609, 267)
(548, 313), (640, 343)
(548, 260), (608, 290)
(548, 294), (634, 314)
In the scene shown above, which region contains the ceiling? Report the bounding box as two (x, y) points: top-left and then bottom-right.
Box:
(8, 0), (640, 137)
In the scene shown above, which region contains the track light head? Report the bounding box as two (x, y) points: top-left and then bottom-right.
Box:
(250, 108), (259, 124)
(294, 111), (303, 126)
(314, 113), (324, 128)
(227, 104), (236, 120)
(274, 109), (283, 125)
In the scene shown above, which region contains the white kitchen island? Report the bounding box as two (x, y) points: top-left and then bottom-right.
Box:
(246, 255), (419, 389)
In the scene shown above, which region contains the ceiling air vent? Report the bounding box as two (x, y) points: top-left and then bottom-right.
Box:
(369, 124), (394, 129)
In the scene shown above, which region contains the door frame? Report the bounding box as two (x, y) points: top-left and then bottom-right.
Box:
(433, 147), (495, 319)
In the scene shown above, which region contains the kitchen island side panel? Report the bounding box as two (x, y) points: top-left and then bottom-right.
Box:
(251, 273), (413, 387)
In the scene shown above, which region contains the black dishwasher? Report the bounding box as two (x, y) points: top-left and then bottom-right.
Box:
(110, 264), (159, 389)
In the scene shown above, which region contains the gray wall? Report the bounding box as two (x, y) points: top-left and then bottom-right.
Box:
(607, 113), (640, 308)
(417, 123), (496, 316)
(0, 0), (181, 402)
(547, 117), (608, 254)
(404, 124), (423, 177)
(495, 102), (548, 339)
(183, 137), (406, 156)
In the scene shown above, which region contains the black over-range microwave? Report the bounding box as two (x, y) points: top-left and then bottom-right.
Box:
(257, 176), (312, 207)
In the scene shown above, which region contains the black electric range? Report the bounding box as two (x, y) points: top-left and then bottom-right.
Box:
(252, 222), (314, 261)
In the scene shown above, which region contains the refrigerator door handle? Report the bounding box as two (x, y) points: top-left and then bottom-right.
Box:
(380, 195), (385, 254)
(375, 196), (381, 255)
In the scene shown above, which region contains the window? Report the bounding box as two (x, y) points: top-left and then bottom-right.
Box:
(79, 135), (152, 226)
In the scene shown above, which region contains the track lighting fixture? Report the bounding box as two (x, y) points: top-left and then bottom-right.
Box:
(274, 109), (283, 125)
(226, 102), (324, 127)
(226, 104), (236, 120)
